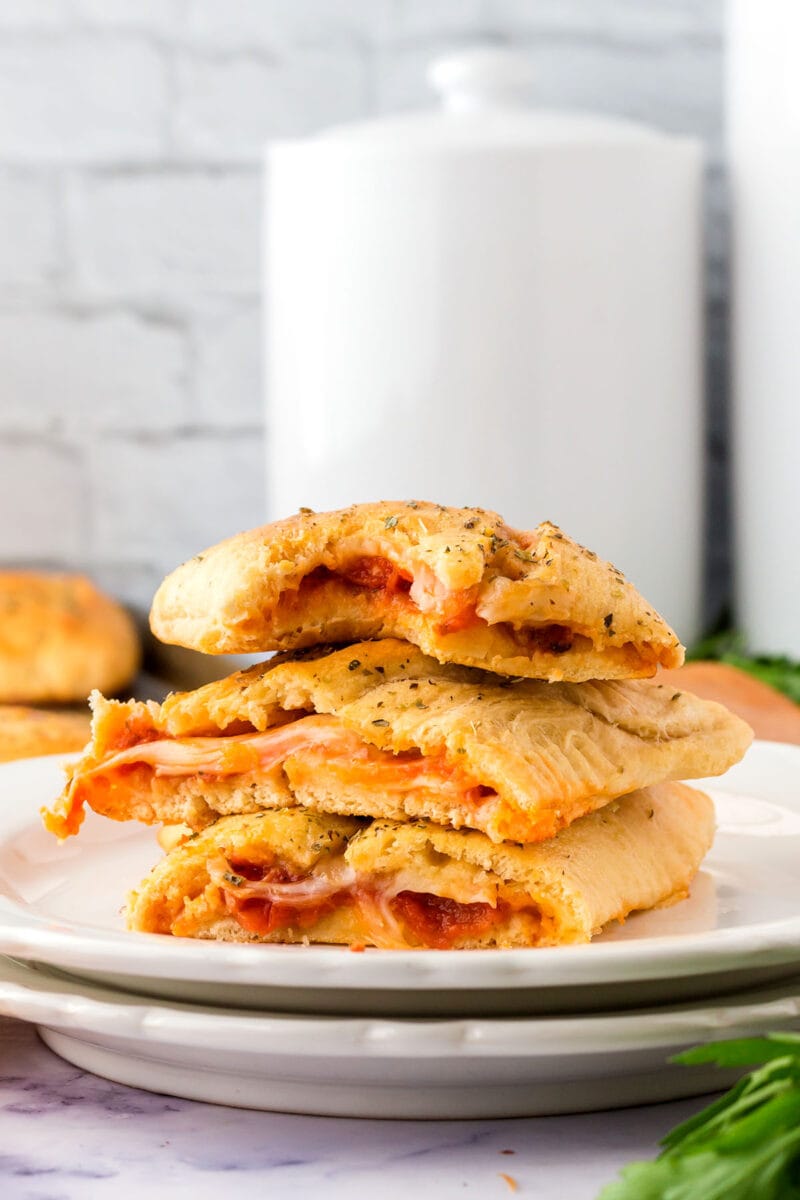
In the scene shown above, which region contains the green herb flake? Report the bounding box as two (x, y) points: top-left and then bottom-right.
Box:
(348, 659), (361, 671)
(384, 515), (399, 529)
(222, 871), (245, 887)
(604, 613), (614, 628)
(372, 718), (389, 727)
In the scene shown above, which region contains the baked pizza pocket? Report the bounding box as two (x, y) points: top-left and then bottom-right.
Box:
(126, 783), (715, 949)
(45, 639), (750, 845)
(149, 502), (684, 682)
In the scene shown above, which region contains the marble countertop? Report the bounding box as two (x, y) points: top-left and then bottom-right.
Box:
(0, 1015), (707, 1200)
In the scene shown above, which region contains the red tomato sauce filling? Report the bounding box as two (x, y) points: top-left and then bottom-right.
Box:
(518, 624), (575, 655)
(225, 894), (340, 935)
(219, 861), (513, 948)
(304, 558), (412, 597)
(301, 557), (576, 650)
(221, 861), (345, 936)
(390, 891), (509, 948)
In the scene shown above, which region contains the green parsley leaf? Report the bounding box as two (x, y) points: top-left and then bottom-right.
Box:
(598, 1034), (800, 1200)
(688, 629), (800, 706)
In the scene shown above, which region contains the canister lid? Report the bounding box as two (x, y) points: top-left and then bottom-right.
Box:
(302, 46), (678, 150)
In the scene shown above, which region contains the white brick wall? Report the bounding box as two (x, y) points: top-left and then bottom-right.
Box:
(0, 438), (88, 560)
(68, 172), (262, 299)
(0, 173), (59, 291)
(0, 0), (729, 621)
(0, 36), (167, 162)
(0, 310), (188, 432)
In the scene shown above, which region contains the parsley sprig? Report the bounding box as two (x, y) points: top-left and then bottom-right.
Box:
(688, 630), (800, 706)
(599, 1034), (800, 1199)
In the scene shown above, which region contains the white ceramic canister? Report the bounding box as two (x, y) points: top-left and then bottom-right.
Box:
(728, 1), (800, 657)
(265, 49), (703, 641)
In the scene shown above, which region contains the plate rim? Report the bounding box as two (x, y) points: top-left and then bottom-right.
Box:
(1, 742), (800, 993)
(4, 955), (800, 1059)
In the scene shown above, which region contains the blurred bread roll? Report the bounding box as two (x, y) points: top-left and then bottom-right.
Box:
(0, 705), (90, 762)
(0, 573), (140, 703)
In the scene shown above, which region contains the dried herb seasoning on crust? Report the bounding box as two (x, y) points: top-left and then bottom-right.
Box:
(44, 639), (750, 846)
(149, 501), (684, 682)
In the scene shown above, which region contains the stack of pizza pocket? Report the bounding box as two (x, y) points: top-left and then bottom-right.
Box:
(43, 502), (752, 950)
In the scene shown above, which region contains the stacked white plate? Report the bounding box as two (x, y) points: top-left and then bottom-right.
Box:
(2, 744), (800, 1118)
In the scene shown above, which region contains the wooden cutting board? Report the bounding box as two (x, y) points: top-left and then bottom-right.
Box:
(659, 661), (800, 745)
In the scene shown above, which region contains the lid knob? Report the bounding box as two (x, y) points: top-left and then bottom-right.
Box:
(428, 47), (534, 113)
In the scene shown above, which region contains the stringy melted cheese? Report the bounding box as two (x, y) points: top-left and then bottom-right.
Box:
(43, 713), (490, 839)
(207, 852), (518, 949)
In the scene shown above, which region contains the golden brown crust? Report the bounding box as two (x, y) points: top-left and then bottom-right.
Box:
(149, 502), (683, 681)
(0, 704), (90, 762)
(46, 639), (751, 844)
(126, 783), (715, 948)
(0, 573), (140, 703)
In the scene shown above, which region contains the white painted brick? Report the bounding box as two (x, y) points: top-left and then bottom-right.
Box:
(0, 311), (188, 433)
(89, 432), (265, 565)
(68, 171), (261, 300)
(191, 304), (261, 427)
(73, 0), (185, 34)
(377, 39), (721, 144)
(0, 173), (58, 290)
(0, 36), (167, 163)
(0, 1), (70, 29)
(390, 0), (489, 40)
(485, 0), (722, 43)
(0, 438), (87, 560)
(183, 0), (392, 51)
(173, 49), (369, 160)
(527, 40), (722, 143)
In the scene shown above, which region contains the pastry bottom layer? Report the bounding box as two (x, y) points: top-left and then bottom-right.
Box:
(128, 782), (714, 950)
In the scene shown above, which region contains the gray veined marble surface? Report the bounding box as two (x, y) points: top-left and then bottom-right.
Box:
(0, 1015), (709, 1200)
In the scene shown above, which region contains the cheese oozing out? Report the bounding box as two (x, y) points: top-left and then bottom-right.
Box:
(44, 713), (494, 839)
(205, 852), (531, 949)
(304, 556), (577, 647)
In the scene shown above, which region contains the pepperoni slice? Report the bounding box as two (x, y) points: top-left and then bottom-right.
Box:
(391, 891), (506, 948)
(339, 557), (412, 594)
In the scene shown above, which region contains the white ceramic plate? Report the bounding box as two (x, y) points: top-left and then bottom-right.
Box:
(1, 743), (800, 1015)
(3, 954), (800, 1117)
